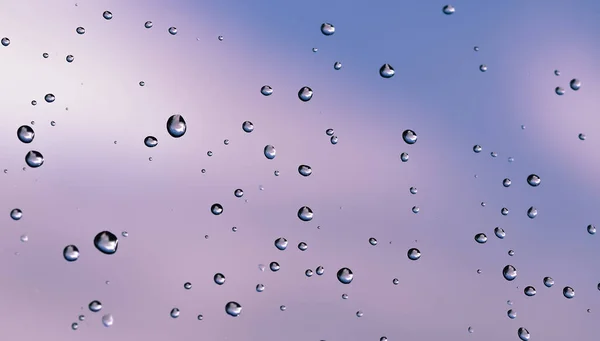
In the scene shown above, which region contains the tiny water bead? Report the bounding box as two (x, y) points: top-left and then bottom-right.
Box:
(393, 278), (399, 285)
(256, 284), (265, 292)
(298, 86), (313, 102)
(356, 311), (364, 317)
(71, 322), (78, 330)
(66, 55), (74, 62)
(334, 61), (342, 70)
(197, 314), (203, 320)
(570, 78), (581, 91)
(94, 231), (118, 255)
(270, 262), (280, 272)
(170, 308), (180, 318)
(330, 136), (338, 144)
(103, 11), (113, 20)
(259, 264), (266, 272)
(342, 293), (348, 299)
(369, 237), (378, 246)
(144, 136), (158, 148)
(25, 151), (44, 168)
(412, 206), (420, 214)
(264, 145), (276, 159)
(501, 207), (509, 216)
(20, 234), (28, 242)
(326, 128), (334, 136)
(139, 81), (145, 86)
(474, 233), (487, 244)
(275, 237), (288, 250)
(320, 23), (335, 36)
(279, 305), (286, 311)
(1, 37), (10, 46)
(31, 100), (37, 105)
(543, 277), (554, 288)
(144, 21), (153, 28)
(218, 35), (224, 41)
(410, 187), (417, 194)
(121, 231), (128, 237)
(508, 309), (517, 319)
(312, 47), (318, 52)
(518, 327), (530, 341)
(473, 145), (482, 153)
(468, 327), (474, 333)
(225, 302), (242, 317)
(587, 224), (596, 235)
(45, 93), (55, 103)
(166, 114), (186, 138)
(207, 151), (213, 157)
(214, 273), (226, 285)
(260, 85), (273, 96)
(474, 46), (479, 51)
(407, 248), (421, 260)
(563, 286), (575, 299)
(168, 27), (177, 35)
(554, 69), (560, 76)
(234, 189), (244, 198)
(298, 165), (312, 176)
(476, 269), (482, 274)
(305, 269), (313, 277)
(442, 5), (455, 14)
(555, 87), (565, 95)
(400, 152), (409, 162)
(503, 265), (517, 281)
(89, 300), (102, 312)
(78, 315), (85, 322)
(579, 133), (586, 141)
(211, 203), (223, 215)
(508, 250), (515, 256)
(316, 266), (324, 275)
(76, 27), (86, 34)
(527, 207), (537, 219)
(10, 208), (22, 221)
(503, 178), (512, 187)
(524, 286), (536, 297)
(42, 53), (49, 58)
(379, 64), (395, 78)
(51, 121), (56, 126)
(224, 139), (229, 145)
(184, 282), (192, 290)
(17, 125), (35, 143)
(298, 206), (314, 221)
(402, 130), (417, 144)
(527, 174), (541, 187)
(298, 242), (308, 251)
(63, 245), (80, 262)
(508, 156), (515, 162)
(242, 121), (254, 133)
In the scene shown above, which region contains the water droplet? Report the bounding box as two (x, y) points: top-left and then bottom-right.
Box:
(274, 237), (288, 250)
(554, 70), (560, 76)
(508, 309), (517, 319)
(312, 47), (318, 53)
(409, 187), (418, 195)
(71, 322), (78, 330)
(45, 94), (55, 103)
(503, 265), (517, 281)
(256, 283), (265, 292)
(482, 202), (487, 207)
(103, 11), (113, 20)
(78, 315), (85, 321)
(144, 21), (153, 28)
(207, 151), (213, 157)
(63, 245), (80, 262)
(587, 224), (596, 235)
(477, 269), (482, 274)
(503, 178), (512, 187)
(442, 5), (455, 14)
(242, 121), (254, 133)
(479, 64), (487, 72)
(1, 37), (10, 46)
(121, 231), (128, 237)
(473, 145), (482, 153)
(17, 125), (35, 144)
(218, 35), (224, 41)
(234, 189), (244, 198)
(298, 86), (313, 102)
(526, 174), (540, 187)
(402, 130), (417, 144)
(369, 237), (378, 246)
(400, 152), (409, 162)
(260, 85), (273, 96)
(543, 276), (554, 288)
(356, 311), (364, 317)
(336, 267), (354, 284)
(170, 308), (180, 318)
(412, 206), (420, 214)
(42, 52), (49, 58)
(501, 207), (509, 216)
(334, 61), (342, 70)
(508, 156), (515, 163)
(184, 282), (192, 290)
(25, 150), (44, 168)
(19, 234), (28, 242)
(316, 266), (324, 275)
(527, 207), (537, 219)
(305, 269), (313, 277)
(31, 100), (37, 106)
(407, 248), (421, 260)
(225, 302), (242, 317)
(166, 114), (186, 138)
(93, 231), (118, 255)
(211, 203), (223, 215)
(468, 327), (474, 333)
(570, 78), (581, 91)
(258, 264), (266, 272)
(379, 64), (395, 78)
(264, 145), (276, 159)
(298, 165), (312, 176)
(279, 305), (286, 311)
(330, 136), (338, 144)
(563, 286), (575, 299)
(518, 327), (530, 341)
(508, 250), (515, 256)
(89, 300), (102, 312)
(144, 136), (158, 148)
(197, 314), (203, 320)
(269, 262), (280, 272)
(298, 242), (308, 251)
(76, 27), (85, 34)
(320, 23), (335, 36)
(380, 337), (388, 341)
(214, 273), (226, 285)
(555, 87), (565, 95)
(524, 286), (536, 296)
(325, 128), (335, 136)
(138, 81), (145, 87)
(298, 206), (314, 221)
(521, 125), (526, 130)
(392, 278), (399, 285)
(50, 121), (56, 126)
(340, 293), (348, 300)
(579, 133), (586, 141)
(474, 233), (487, 244)
(168, 27), (177, 35)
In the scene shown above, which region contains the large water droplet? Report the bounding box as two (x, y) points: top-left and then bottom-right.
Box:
(524, 286), (536, 296)
(518, 327), (530, 341)
(402, 130), (417, 144)
(144, 136), (158, 148)
(260, 85), (273, 96)
(166, 115), (186, 138)
(264, 145), (276, 159)
(543, 276), (554, 288)
(1, 37), (10, 46)
(379, 64), (395, 78)
(474, 233), (487, 244)
(298, 165), (312, 176)
(211, 203), (223, 215)
(242, 121), (254, 133)
(494, 227), (505, 239)
(407, 248), (421, 260)
(274, 237), (288, 250)
(17, 125), (35, 143)
(101, 314), (113, 327)
(225, 302), (242, 317)
(442, 5), (455, 14)
(89, 300), (102, 312)
(527, 174), (540, 187)
(45, 94), (55, 103)
(527, 207), (537, 219)
(337, 267), (354, 284)
(298, 87), (313, 102)
(503, 265), (517, 281)
(63, 245), (80, 262)
(570, 78), (581, 91)
(214, 273), (226, 285)
(103, 11), (113, 20)
(93, 231), (118, 255)
(320, 23), (335, 36)
(25, 151), (44, 168)
(298, 206), (314, 221)
(563, 286), (575, 299)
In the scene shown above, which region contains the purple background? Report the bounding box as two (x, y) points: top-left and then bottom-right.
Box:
(1, 0), (599, 340)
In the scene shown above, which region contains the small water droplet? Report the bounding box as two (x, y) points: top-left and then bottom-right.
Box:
(76, 27), (86, 34)
(508, 309), (517, 319)
(50, 121), (56, 126)
(71, 322), (78, 330)
(214, 273), (226, 285)
(63, 245), (80, 261)
(270, 262), (280, 272)
(211, 203), (223, 215)
(320, 23), (335, 36)
(258, 264), (266, 271)
(103, 11), (113, 20)
(587, 224), (596, 235)
(89, 300), (102, 312)
(168, 27), (178, 35)
(218, 35), (224, 41)
(402, 130), (417, 144)
(379, 64), (395, 78)
(166, 114), (186, 138)
(555, 87), (565, 95)
(139, 81), (145, 86)
(42, 52), (49, 58)
(144, 136), (158, 148)
(45, 94), (55, 103)
(473, 145), (482, 153)
(369, 237), (378, 246)
(442, 5), (455, 14)
(225, 302), (242, 317)
(412, 206), (420, 214)
(17, 125), (35, 144)
(242, 121), (254, 133)
(305, 269), (313, 277)
(407, 248), (421, 260)
(503, 178), (512, 187)
(260, 85), (273, 96)
(256, 283), (265, 292)
(524, 286), (536, 296)
(78, 315), (85, 321)
(479, 64), (487, 72)
(508, 250), (515, 256)
(298, 206), (314, 221)
(409, 187), (417, 194)
(274, 237), (288, 250)
(356, 311), (364, 317)
(527, 174), (540, 187)
(570, 78), (581, 91)
(279, 305), (286, 311)
(563, 286), (575, 299)
(527, 207), (537, 219)
(501, 207), (509, 216)
(298, 86), (313, 101)
(392, 278), (399, 285)
(1, 37), (10, 46)
(543, 277), (554, 288)
(312, 47), (318, 52)
(93, 231), (118, 255)
(400, 152), (409, 162)
(518, 327), (530, 341)
(170, 308), (180, 318)
(234, 189), (244, 198)
(490, 151), (497, 157)
(474, 233), (487, 244)
(316, 266), (324, 275)
(264, 145), (276, 159)
(298, 165), (312, 176)
(330, 136), (338, 144)
(25, 150), (44, 168)
(144, 21), (153, 29)
(325, 128), (334, 136)
(31, 100), (37, 106)
(554, 70), (560, 76)
(503, 265), (517, 281)
(197, 314), (203, 320)
(298, 242), (308, 251)
(579, 133), (586, 141)
(184, 282), (192, 290)
(334, 61), (342, 70)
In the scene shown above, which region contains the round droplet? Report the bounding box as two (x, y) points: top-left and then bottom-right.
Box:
(341, 293), (348, 299)
(320, 23), (335, 36)
(279, 305), (286, 311)
(234, 189), (244, 198)
(400, 152), (409, 162)
(369, 237), (378, 246)
(476, 269), (482, 274)
(379, 64), (395, 78)
(78, 315), (85, 321)
(409, 187), (417, 194)
(554, 70), (560, 76)
(66, 54), (75, 63)
(242, 121), (254, 133)
(402, 130), (417, 144)
(393, 278), (399, 285)
(51, 121), (56, 126)
(473, 145), (482, 153)
(63, 245), (80, 262)
(139, 81), (145, 86)
(211, 203), (223, 215)
(166, 114), (186, 138)
(474, 233), (487, 244)
(412, 206), (419, 214)
(407, 248), (421, 260)
(260, 85), (273, 96)
(330, 136), (338, 145)
(518, 327), (530, 341)
(527, 174), (540, 187)
(527, 207), (537, 219)
(218, 35), (224, 41)
(274, 237), (288, 250)
(170, 308), (180, 318)
(264, 145), (276, 159)
(579, 133), (586, 141)
(503, 178), (512, 187)
(326, 128), (334, 136)
(490, 151), (498, 157)
(334, 61), (342, 70)
(501, 207), (509, 216)
(10, 208), (22, 221)
(19, 234), (28, 242)
(563, 286), (575, 299)
(71, 322), (78, 330)
(225, 302), (242, 317)
(168, 27), (177, 35)
(312, 47), (318, 53)
(89, 300), (102, 312)
(570, 78), (581, 91)
(442, 5), (455, 14)
(25, 151), (44, 168)
(587, 224), (596, 235)
(543, 276), (554, 288)
(508, 250), (515, 256)
(298, 206), (314, 221)
(45, 94), (55, 103)
(144, 21), (153, 29)
(479, 64), (487, 72)
(93, 231), (118, 255)
(555, 87), (565, 95)
(1, 37), (10, 46)
(103, 11), (113, 20)
(298, 165), (312, 176)
(305, 269), (313, 277)
(468, 327), (474, 333)
(503, 265), (517, 281)
(298, 242), (308, 251)
(298, 86), (313, 102)
(507, 309), (517, 319)
(356, 311), (364, 317)
(17, 125), (35, 144)
(184, 282), (192, 290)
(256, 284), (265, 292)
(524, 286), (536, 296)
(121, 231), (128, 237)
(207, 151), (213, 157)
(197, 314), (203, 320)
(270, 262), (280, 272)
(76, 27), (86, 34)
(214, 273), (226, 285)
(316, 266), (324, 275)
(31, 100), (37, 105)
(336, 268), (354, 284)
(144, 136), (158, 148)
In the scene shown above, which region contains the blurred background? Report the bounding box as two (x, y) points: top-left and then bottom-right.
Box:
(0, 0), (599, 340)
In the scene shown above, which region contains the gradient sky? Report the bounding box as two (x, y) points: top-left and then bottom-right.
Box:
(1, 0), (599, 340)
